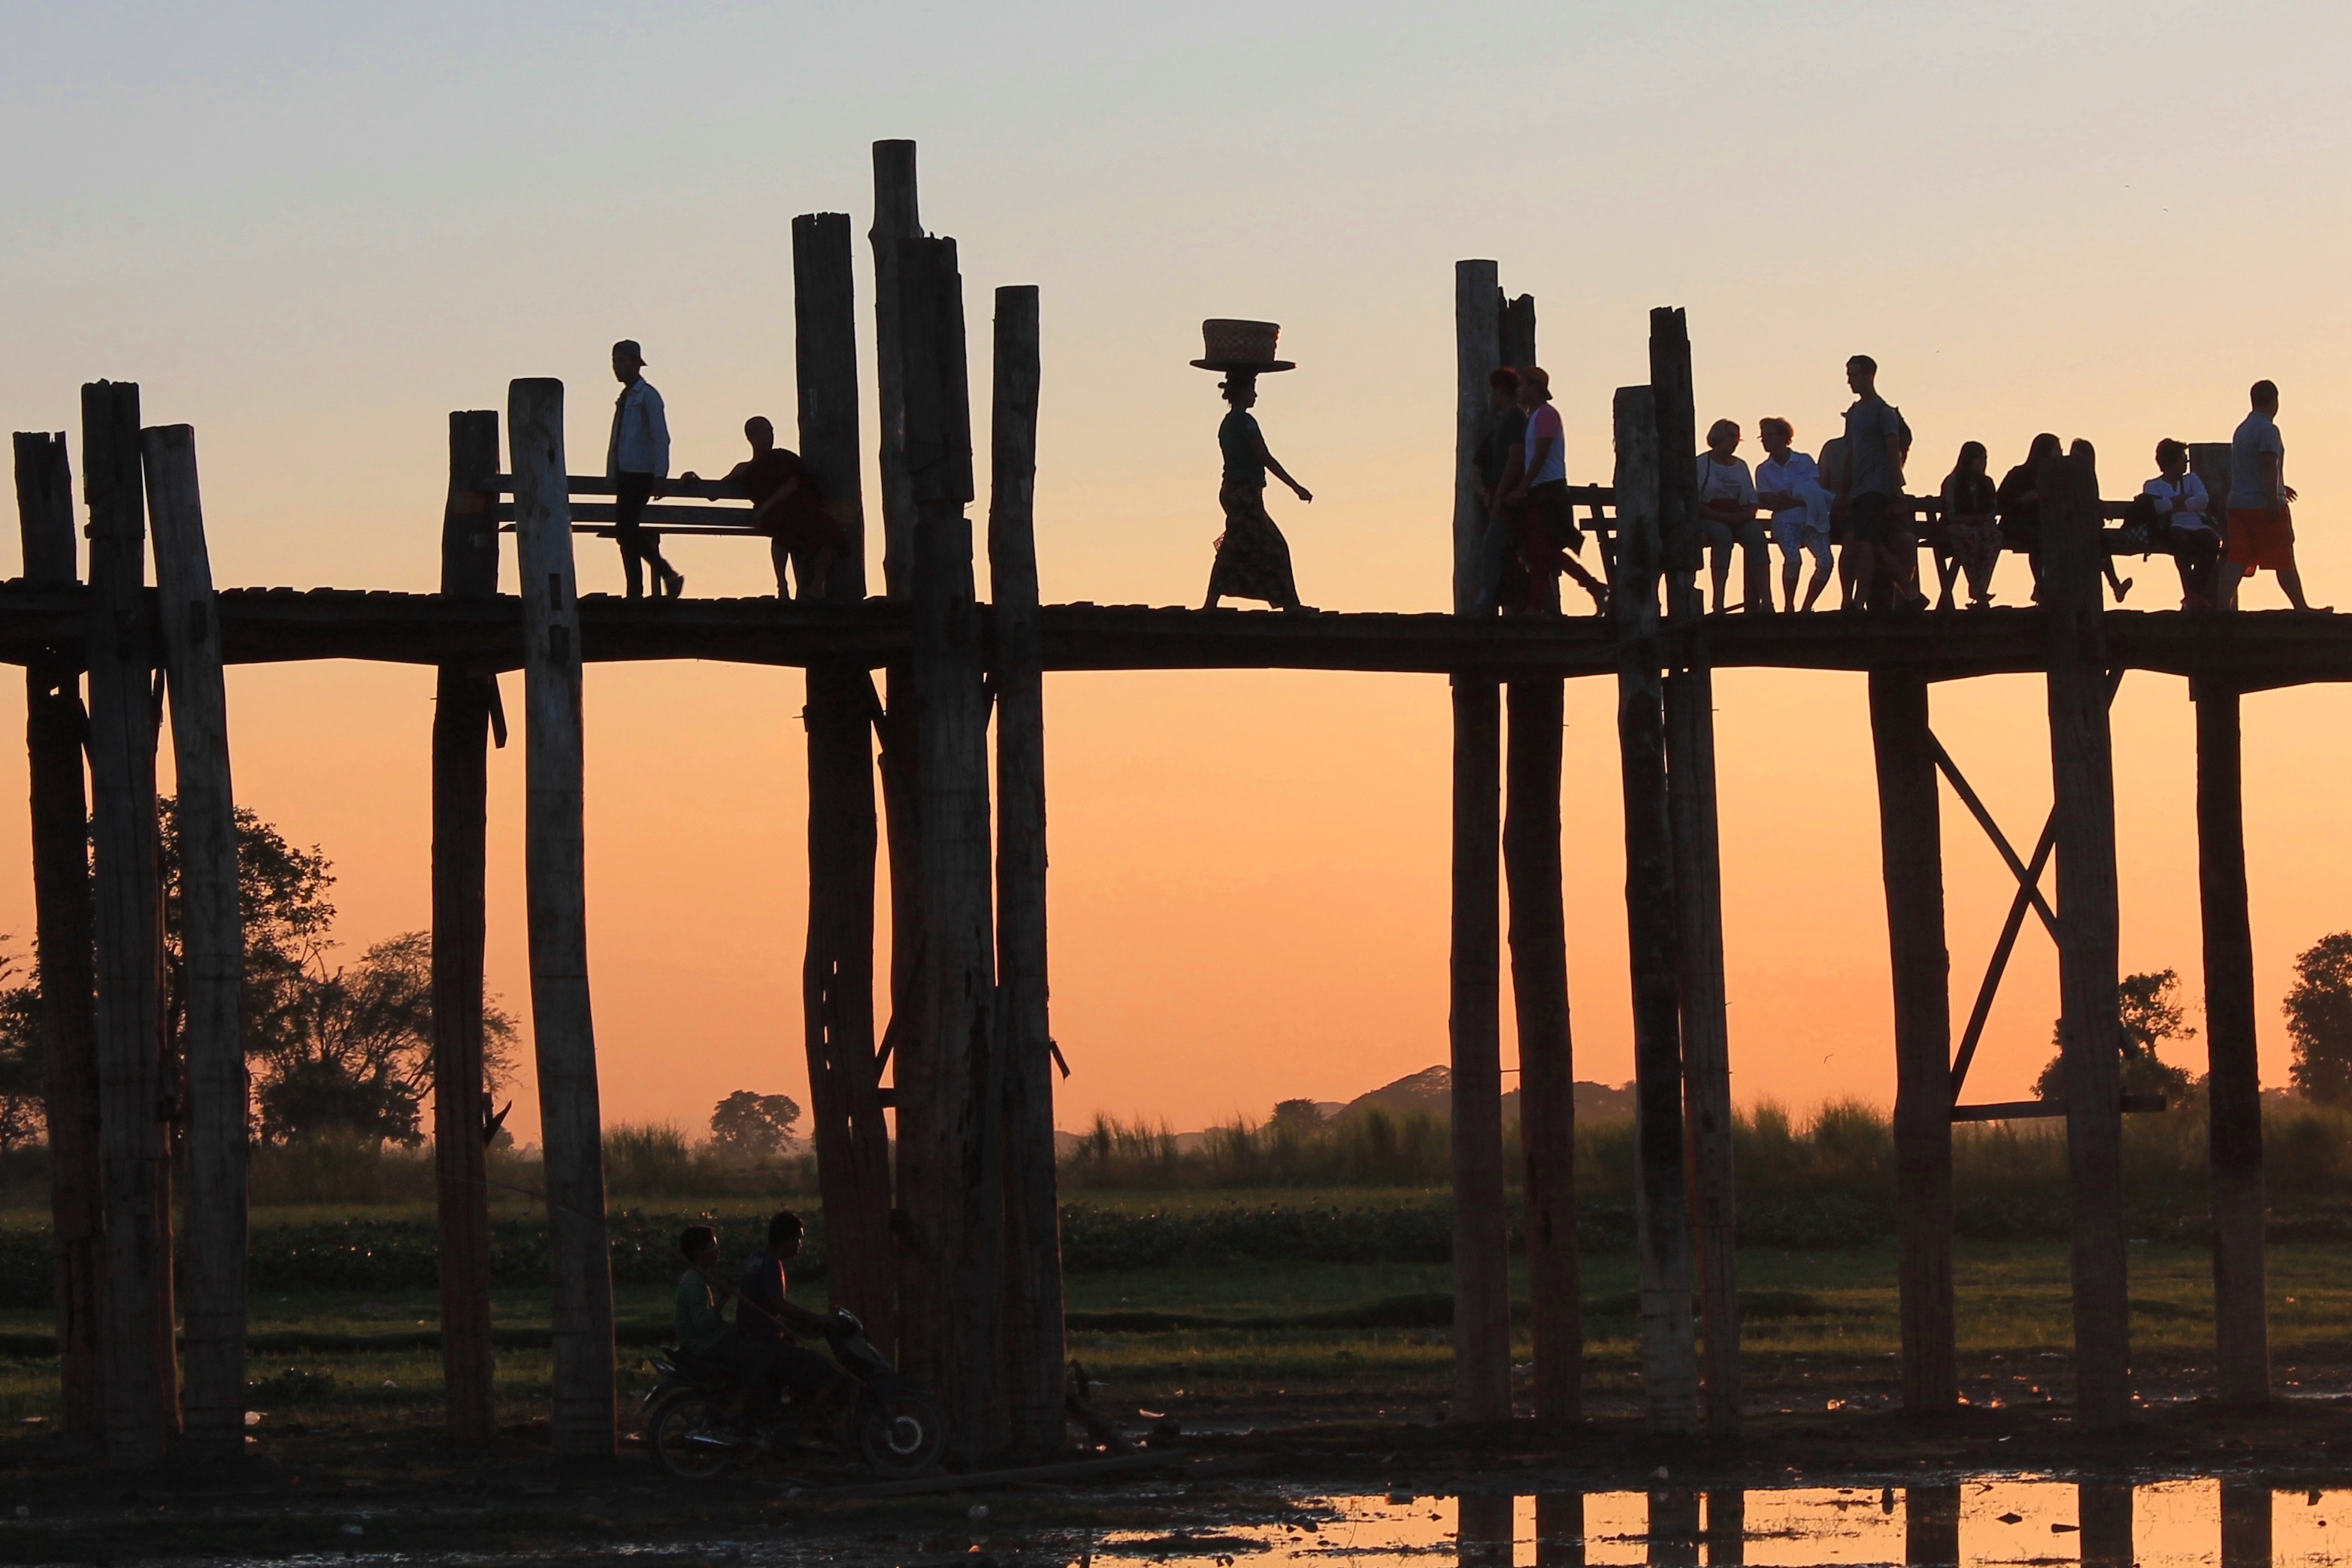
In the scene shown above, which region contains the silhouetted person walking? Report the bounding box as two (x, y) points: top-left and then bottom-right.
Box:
(608, 339), (685, 600)
(2225, 379), (2321, 610)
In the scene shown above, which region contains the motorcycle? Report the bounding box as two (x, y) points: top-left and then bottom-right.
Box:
(640, 1309), (947, 1482)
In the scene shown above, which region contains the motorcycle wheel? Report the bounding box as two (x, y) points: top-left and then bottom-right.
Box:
(646, 1389), (739, 1482)
(855, 1388), (947, 1478)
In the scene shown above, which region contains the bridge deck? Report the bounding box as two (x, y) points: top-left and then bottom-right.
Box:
(4, 583), (2344, 691)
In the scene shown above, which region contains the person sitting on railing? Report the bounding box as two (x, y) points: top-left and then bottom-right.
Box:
(1938, 442), (2002, 610)
(608, 340), (687, 601)
(1996, 431), (2062, 601)
(682, 416), (843, 602)
(1756, 418), (1833, 613)
(1500, 367), (1610, 615)
(1696, 419), (1764, 613)
(2137, 438), (2220, 611)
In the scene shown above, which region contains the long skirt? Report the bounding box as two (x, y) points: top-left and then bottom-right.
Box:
(1207, 482), (1299, 607)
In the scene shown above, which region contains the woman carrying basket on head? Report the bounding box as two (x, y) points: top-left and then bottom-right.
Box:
(1194, 319), (1318, 613)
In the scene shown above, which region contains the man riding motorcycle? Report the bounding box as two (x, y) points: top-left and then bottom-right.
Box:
(671, 1218), (851, 1436)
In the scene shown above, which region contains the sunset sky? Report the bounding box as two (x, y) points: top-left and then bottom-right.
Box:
(6, 2), (2351, 1144)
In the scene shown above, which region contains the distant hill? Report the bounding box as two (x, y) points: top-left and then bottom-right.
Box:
(1343, 1064), (1636, 1125)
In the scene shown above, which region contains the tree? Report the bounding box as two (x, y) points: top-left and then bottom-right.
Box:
(2285, 932), (2352, 1106)
(709, 1091), (803, 1159)
(0, 950), (47, 1151)
(2034, 967), (2197, 1102)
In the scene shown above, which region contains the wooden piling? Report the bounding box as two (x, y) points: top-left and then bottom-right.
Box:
(1611, 383), (1700, 1433)
(508, 377), (617, 1458)
(2195, 679), (2269, 1404)
(2219, 1482), (2271, 1568)
(793, 210), (899, 1358)
(1652, 307), (1739, 1433)
(2039, 447), (2130, 1426)
(1533, 1493), (1583, 1567)
(892, 235), (1002, 1462)
(1495, 287), (1580, 1422)
(988, 283), (1068, 1456)
(1448, 259), (1510, 1422)
(81, 380), (175, 1467)
(1905, 1485), (1961, 1566)
(12, 430), (104, 1451)
(142, 424), (247, 1458)
(431, 409), (501, 1442)
(1868, 669), (1957, 1412)
(2077, 1483), (2133, 1568)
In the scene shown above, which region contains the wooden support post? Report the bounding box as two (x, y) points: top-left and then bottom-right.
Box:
(432, 409), (501, 1442)
(1703, 1491), (1745, 1566)
(988, 283), (1067, 1457)
(508, 377), (617, 1458)
(1495, 284), (1580, 1423)
(793, 210), (899, 1360)
(1533, 1493), (1582, 1567)
(2195, 679), (2269, 1404)
(1611, 383), (1700, 1433)
(870, 141), (926, 1133)
(1508, 673), (1579, 1421)
(13, 431), (104, 1452)
(142, 424), (247, 1458)
(1648, 1490), (1701, 1568)
(1457, 1494), (1514, 1564)
(893, 235), (1002, 1463)
(1652, 307), (1739, 1433)
(2040, 446), (2130, 1427)
(82, 380), (175, 1467)
(1448, 259), (1509, 1423)
(1869, 669), (1957, 1412)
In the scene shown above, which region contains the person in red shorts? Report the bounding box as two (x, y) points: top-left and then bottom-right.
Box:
(2224, 380), (2323, 611)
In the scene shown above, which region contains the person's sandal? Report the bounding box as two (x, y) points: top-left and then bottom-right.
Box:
(662, 568), (686, 599)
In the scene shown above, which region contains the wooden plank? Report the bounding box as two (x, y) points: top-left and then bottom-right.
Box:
(1506, 672), (1579, 1421)
(508, 378), (617, 1457)
(2196, 680), (2269, 1404)
(141, 424), (248, 1458)
(1869, 669), (1956, 1413)
(1448, 259), (1509, 1423)
(792, 210), (899, 1363)
(12, 430), (104, 1452)
(988, 283), (1068, 1457)
(2041, 446), (2131, 1427)
(893, 235), (1003, 1464)
(1611, 384), (1700, 1434)
(432, 409), (501, 1443)
(1951, 1095), (2169, 1122)
(1948, 816), (2054, 1097)
(80, 380), (176, 1467)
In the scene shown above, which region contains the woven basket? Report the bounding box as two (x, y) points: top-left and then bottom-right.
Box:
(1191, 319), (1294, 372)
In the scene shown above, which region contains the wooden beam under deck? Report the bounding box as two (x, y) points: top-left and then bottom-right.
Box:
(0, 584), (2345, 684)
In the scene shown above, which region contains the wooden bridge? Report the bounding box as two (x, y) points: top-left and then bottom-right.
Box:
(7, 138), (2313, 1468)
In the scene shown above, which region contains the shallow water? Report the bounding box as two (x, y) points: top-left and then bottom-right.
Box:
(1073, 1480), (2350, 1566)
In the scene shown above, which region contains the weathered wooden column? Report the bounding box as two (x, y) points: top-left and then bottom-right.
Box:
(1447, 259), (1510, 1423)
(894, 235), (1003, 1463)
(2041, 446), (2130, 1426)
(14, 431), (104, 1451)
(988, 282), (1067, 1456)
(1906, 1485), (1961, 1566)
(1651, 307), (1739, 1433)
(2195, 678), (2269, 1404)
(794, 210), (899, 1358)
(509, 377), (618, 1458)
(2078, 1483), (2133, 1568)
(870, 139), (927, 1112)
(82, 380), (175, 1466)
(432, 409), (501, 1442)
(1612, 383), (1700, 1433)
(1494, 291), (1579, 1423)
(143, 424), (247, 1458)
(2220, 1482), (2271, 1568)
(1868, 668), (1957, 1411)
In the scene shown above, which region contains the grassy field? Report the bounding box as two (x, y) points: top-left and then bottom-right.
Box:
(3, 1227), (2347, 1431)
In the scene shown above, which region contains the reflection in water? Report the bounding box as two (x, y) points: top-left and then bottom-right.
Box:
(1067, 1481), (2352, 1566)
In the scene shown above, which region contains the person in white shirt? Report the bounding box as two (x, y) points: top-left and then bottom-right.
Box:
(607, 339), (686, 600)
(1754, 417), (1834, 612)
(2141, 438), (2219, 610)
(1696, 419), (1763, 613)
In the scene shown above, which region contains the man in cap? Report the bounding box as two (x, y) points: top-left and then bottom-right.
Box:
(608, 339), (686, 599)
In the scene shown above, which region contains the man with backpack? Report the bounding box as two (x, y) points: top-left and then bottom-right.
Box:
(1839, 355), (1923, 610)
